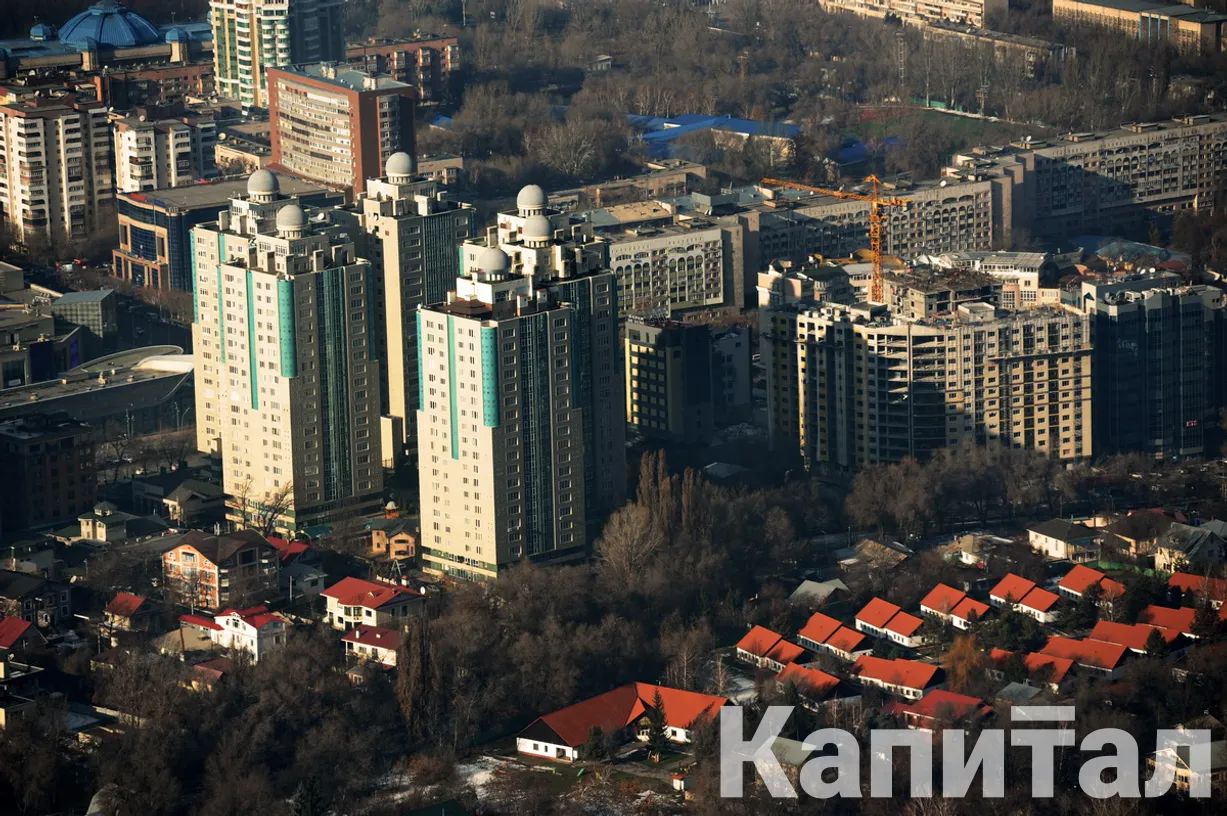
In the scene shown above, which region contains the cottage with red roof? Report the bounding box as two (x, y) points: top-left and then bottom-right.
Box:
(1138, 605), (1198, 638)
(900, 690), (992, 730)
(516, 683), (729, 762)
(988, 573), (1060, 624)
(796, 612), (873, 662)
(854, 597), (927, 648)
(775, 663), (852, 710)
(341, 624), (401, 668)
(104, 592), (151, 632)
(988, 648), (1074, 692)
(321, 576), (425, 631)
(852, 655), (942, 700)
(1039, 636), (1129, 677)
(919, 584), (991, 631)
(1169, 572), (1227, 609)
(179, 605), (288, 663)
(1057, 565), (1125, 603)
(1089, 620), (1180, 654)
(735, 625), (807, 672)
(0, 617), (36, 653)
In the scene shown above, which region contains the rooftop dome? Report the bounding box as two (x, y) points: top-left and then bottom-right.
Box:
(474, 246), (510, 274)
(247, 168), (279, 198)
(384, 151), (414, 179)
(30, 23), (57, 41)
(59, 1), (161, 49)
(276, 204), (306, 233)
(516, 184), (547, 213)
(524, 214), (552, 241)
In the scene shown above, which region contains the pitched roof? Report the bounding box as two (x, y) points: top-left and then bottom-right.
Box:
(179, 613), (222, 631)
(1021, 652), (1074, 685)
(920, 584), (967, 615)
(824, 627), (868, 654)
(1089, 620), (1179, 652)
(989, 573), (1037, 603)
(266, 536), (310, 565)
(1028, 519), (1096, 542)
(788, 578), (850, 606)
(777, 663), (840, 700)
(518, 683), (729, 748)
(766, 639), (807, 666)
(1138, 605), (1197, 636)
(0, 616), (33, 649)
(1161, 522), (1227, 558)
(798, 612), (842, 646)
(105, 592), (146, 618)
(0, 569), (53, 599)
(852, 655), (941, 691)
(171, 529), (275, 565)
(321, 576), (419, 609)
(1105, 509), (1176, 541)
(736, 625), (785, 658)
(1169, 572), (1227, 604)
(1058, 564), (1108, 595)
(856, 597), (902, 629)
(951, 597), (990, 624)
(1019, 587), (1060, 614)
(902, 689), (992, 723)
(884, 610), (925, 638)
(217, 605), (285, 630)
(1039, 636), (1129, 671)
(341, 624), (402, 651)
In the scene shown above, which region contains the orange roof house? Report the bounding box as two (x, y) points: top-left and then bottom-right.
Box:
(1138, 605), (1197, 637)
(798, 612), (842, 648)
(856, 597), (902, 630)
(1089, 620), (1180, 654)
(776, 662), (842, 704)
(919, 584), (967, 616)
(1057, 565), (1125, 600)
(989, 573), (1038, 604)
(1169, 573), (1227, 607)
(852, 655), (942, 699)
(989, 648), (1075, 688)
(901, 690), (992, 729)
(1039, 636), (1129, 674)
(950, 597), (990, 628)
(989, 573), (1060, 621)
(735, 625), (806, 670)
(824, 626), (871, 658)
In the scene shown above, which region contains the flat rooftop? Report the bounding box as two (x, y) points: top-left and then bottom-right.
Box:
(278, 62), (411, 93)
(118, 176), (330, 212)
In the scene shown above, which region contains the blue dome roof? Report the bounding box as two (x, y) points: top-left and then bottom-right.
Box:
(29, 23), (57, 41)
(164, 27), (187, 43)
(59, 1), (161, 49)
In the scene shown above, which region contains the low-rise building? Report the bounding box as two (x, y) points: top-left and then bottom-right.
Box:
(852, 656), (942, 700)
(1027, 519), (1098, 562)
(900, 690), (992, 731)
(797, 612), (872, 662)
(0, 569), (71, 627)
(179, 605), (288, 663)
(320, 576), (424, 631)
(161, 530), (280, 612)
(988, 573), (1061, 623)
(734, 626), (807, 672)
(1147, 716), (1227, 794)
(1155, 521), (1227, 573)
(341, 624), (400, 668)
(365, 517), (416, 562)
(1089, 620), (1180, 655)
(989, 648), (1074, 692)
(1038, 636), (1129, 677)
(1056, 564), (1126, 603)
(103, 592), (151, 633)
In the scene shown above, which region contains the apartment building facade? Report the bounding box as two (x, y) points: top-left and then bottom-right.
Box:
(191, 170), (383, 533)
(268, 63), (416, 195)
(209, 0), (345, 110)
(345, 36), (461, 103)
(0, 413), (97, 536)
(417, 185), (624, 580)
(1052, 0), (1226, 56)
(763, 297), (1094, 471)
(816, 0), (1007, 29)
(0, 90), (112, 242)
(605, 222), (728, 317)
(111, 108), (217, 193)
(624, 319), (715, 444)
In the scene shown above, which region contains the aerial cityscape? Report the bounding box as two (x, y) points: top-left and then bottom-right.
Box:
(1, 0), (1227, 813)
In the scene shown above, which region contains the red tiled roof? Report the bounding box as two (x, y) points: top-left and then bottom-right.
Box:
(521, 683), (729, 748)
(989, 573), (1037, 603)
(736, 625), (785, 658)
(266, 536), (310, 564)
(105, 592), (146, 619)
(180, 613), (222, 631)
(856, 597), (902, 629)
(1058, 565), (1107, 595)
(0, 616), (32, 650)
(765, 639), (807, 666)
(322, 576), (418, 610)
(1039, 636), (1128, 671)
(1020, 587), (1060, 614)
(777, 662), (840, 700)
(798, 612), (842, 646)
(951, 597), (990, 624)
(825, 627), (867, 654)
(885, 610), (925, 638)
(1169, 572), (1227, 604)
(920, 584), (966, 615)
(852, 655), (941, 691)
(342, 624), (401, 651)
(902, 689), (992, 723)
(1024, 652), (1074, 685)
(1138, 605), (1196, 636)
(1089, 620), (1179, 652)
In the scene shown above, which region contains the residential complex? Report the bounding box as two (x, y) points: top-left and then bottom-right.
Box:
(604, 221), (729, 318)
(114, 175), (337, 291)
(209, 0), (345, 110)
(624, 319), (715, 445)
(763, 273), (1094, 470)
(416, 184), (625, 580)
(336, 152), (474, 463)
(1052, 0), (1227, 56)
(268, 63), (417, 195)
(110, 106), (217, 193)
(191, 170), (383, 533)
(0, 89), (112, 242)
(345, 36), (461, 103)
(0, 413), (97, 536)
(816, 0), (1007, 29)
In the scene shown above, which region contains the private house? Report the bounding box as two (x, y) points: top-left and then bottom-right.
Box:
(734, 626), (807, 672)
(855, 597), (928, 647)
(70, 501), (169, 544)
(919, 584), (991, 630)
(787, 579), (851, 610)
(0, 569), (71, 627)
(365, 517), (417, 562)
(798, 612), (872, 661)
(1038, 636), (1129, 677)
(851, 656), (942, 700)
(899, 690), (992, 731)
(0, 656), (44, 729)
(516, 682), (729, 762)
(775, 663), (854, 710)
(1138, 605), (1198, 638)
(161, 530), (280, 612)
(179, 605), (288, 663)
(103, 592), (151, 633)
(1089, 620), (1180, 654)
(267, 537), (327, 599)
(988, 648), (1074, 692)
(0, 618), (36, 653)
(1169, 572), (1227, 608)
(1147, 716), (1227, 795)
(988, 573), (1060, 623)
(1103, 509), (1179, 558)
(1027, 519), (1098, 562)
(1155, 521), (1227, 573)
(321, 576), (425, 631)
(162, 479), (224, 526)
(797, 611), (842, 652)
(341, 624), (401, 668)
(1056, 565), (1126, 603)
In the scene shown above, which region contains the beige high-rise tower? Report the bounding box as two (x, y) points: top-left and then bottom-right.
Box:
(191, 169), (383, 533)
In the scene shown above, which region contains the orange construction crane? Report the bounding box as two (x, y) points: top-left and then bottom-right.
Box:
(760, 174), (908, 304)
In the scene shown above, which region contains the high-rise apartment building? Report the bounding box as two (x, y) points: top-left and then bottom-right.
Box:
(605, 221), (728, 318)
(336, 152), (473, 464)
(1084, 277), (1227, 460)
(209, 0), (345, 110)
(268, 63), (416, 195)
(191, 169), (383, 533)
(416, 185), (625, 580)
(624, 319), (715, 445)
(111, 107), (217, 193)
(0, 90), (112, 242)
(763, 279), (1094, 471)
